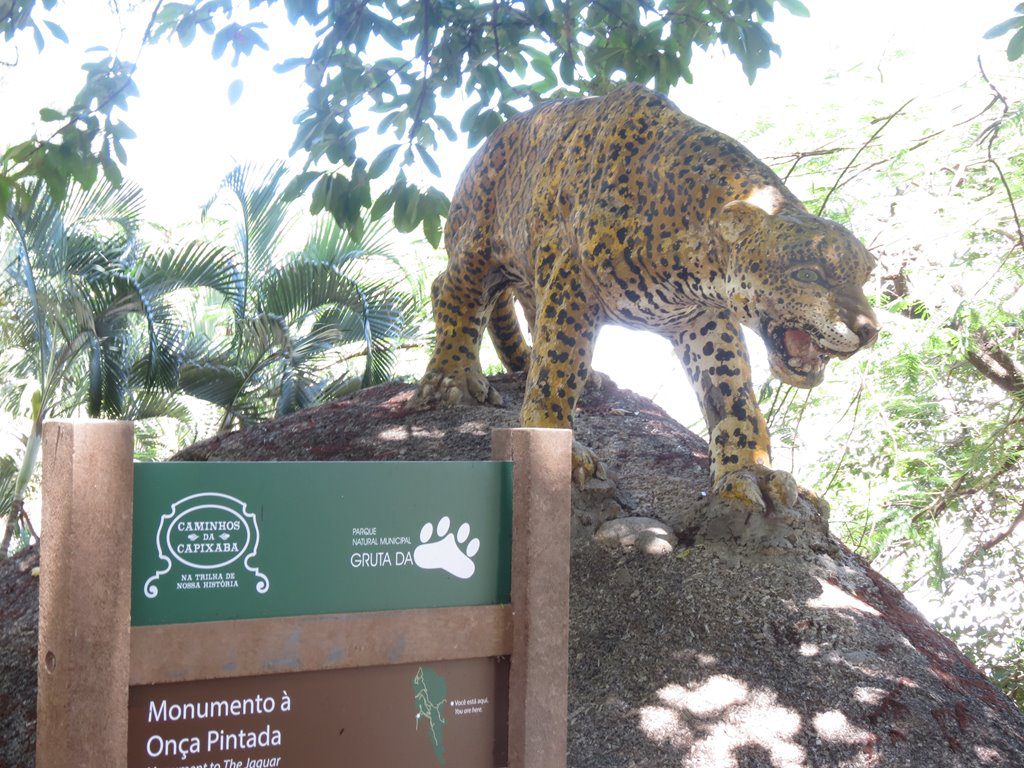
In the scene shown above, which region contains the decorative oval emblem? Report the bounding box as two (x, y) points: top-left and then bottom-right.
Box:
(165, 502), (251, 570)
(144, 492), (270, 599)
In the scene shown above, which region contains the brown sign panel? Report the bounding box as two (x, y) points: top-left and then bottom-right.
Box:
(128, 657), (509, 768)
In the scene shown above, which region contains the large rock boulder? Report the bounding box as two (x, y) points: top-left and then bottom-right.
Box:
(176, 373), (1024, 767)
(3, 374), (1022, 766)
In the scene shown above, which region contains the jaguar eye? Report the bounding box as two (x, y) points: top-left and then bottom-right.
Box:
(793, 267), (822, 284)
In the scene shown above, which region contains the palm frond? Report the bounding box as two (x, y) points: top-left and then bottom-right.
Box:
(299, 214), (399, 266)
(0, 454), (18, 521)
(61, 178), (144, 245)
(133, 241), (244, 317)
(13, 182), (65, 271)
(178, 316), (288, 426)
(315, 372), (366, 404)
(121, 388), (191, 421)
(177, 359), (249, 410)
(205, 163), (294, 316)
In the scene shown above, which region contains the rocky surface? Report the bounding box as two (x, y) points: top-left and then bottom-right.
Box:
(0, 545), (39, 767)
(2, 373), (1023, 766)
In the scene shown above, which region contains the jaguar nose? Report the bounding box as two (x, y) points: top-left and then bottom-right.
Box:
(852, 314), (879, 347)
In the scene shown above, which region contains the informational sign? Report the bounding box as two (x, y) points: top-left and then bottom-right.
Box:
(131, 461), (513, 626)
(37, 422), (570, 768)
(128, 657), (509, 768)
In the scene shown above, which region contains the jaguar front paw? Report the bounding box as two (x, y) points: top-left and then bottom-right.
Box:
(572, 440), (608, 489)
(713, 465), (799, 513)
(409, 368), (504, 410)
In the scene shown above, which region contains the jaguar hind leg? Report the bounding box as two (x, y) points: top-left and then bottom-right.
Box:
(410, 240), (503, 410)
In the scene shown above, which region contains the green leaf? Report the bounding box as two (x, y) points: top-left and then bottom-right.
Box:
(69, 154), (98, 188)
(310, 175), (330, 214)
(39, 164), (68, 204)
(559, 54), (576, 84)
(984, 16), (1024, 39)
(1008, 27), (1024, 60)
(228, 79), (244, 103)
(178, 18), (197, 46)
(110, 122), (137, 141)
(370, 188), (394, 221)
(393, 185), (419, 233)
(274, 57), (307, 73)
(776, 0), (810, 18)
(212, 26), (234, 60)
(368, 144), (401, 179)
(433, 114), (457, 142)
(43, 21), (69, 43)
(415, 145), (441, 177)
(468, 110), (503, 147)
(101, 156), (123, 187)
(422, 213), (442, 248)
(281, 171), (322, 201)
(39, 108), (64, 122)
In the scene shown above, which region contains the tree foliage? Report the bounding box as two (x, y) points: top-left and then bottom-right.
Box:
(2, 0), (808, 245)
(1, 1), (141, 210)
(0, 163), (426, 550)
(754, 59), (1024, 708)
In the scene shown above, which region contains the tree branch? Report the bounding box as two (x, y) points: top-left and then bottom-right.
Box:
(978, 504), (1024, 552)
(951, 502), (1024, 578)
(967, 345), (1024, 395)
(911, 437), (1023, 526)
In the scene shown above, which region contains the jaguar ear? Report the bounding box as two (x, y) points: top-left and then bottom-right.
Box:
(716, 200), (769, 245)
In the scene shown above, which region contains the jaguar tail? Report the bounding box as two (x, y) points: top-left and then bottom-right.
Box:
(487, 287), (530, 373)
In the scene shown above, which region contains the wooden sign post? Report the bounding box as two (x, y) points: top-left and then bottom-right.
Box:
(37, 420), (571, 768)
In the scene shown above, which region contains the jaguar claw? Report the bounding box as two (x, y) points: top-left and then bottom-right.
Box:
(410, 368), (503, 411)
(571, 440), (607, 489)
(713, 465), (800, 513)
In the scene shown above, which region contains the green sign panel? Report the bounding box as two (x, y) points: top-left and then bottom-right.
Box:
(131, 462), (513, 626)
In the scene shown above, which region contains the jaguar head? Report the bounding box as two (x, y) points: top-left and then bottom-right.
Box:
(715, 199), (879, 389)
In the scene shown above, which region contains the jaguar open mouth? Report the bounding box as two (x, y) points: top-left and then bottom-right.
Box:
(764, 323), (832, 386)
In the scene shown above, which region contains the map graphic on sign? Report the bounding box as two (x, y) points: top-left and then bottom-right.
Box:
(143, 492), (269, 598)
(413, 666), (448, 764)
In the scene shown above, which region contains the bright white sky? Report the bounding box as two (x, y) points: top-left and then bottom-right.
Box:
(0, 0), (1016, 431)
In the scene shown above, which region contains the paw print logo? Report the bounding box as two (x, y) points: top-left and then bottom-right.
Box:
(413, 516), (480, 579)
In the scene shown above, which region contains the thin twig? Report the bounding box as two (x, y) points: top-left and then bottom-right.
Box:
(976, 504), (1024, 554)
(789, 389), (813, 472)
(977, 56), (1024, 255)
(765, 382), (783, 423)
(823, 385), (864, 496)
(817, 98), (914, 216)
(337, 339), (422, 363)
(769, 146), (849, 184)
(768, 384), (795, 430)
